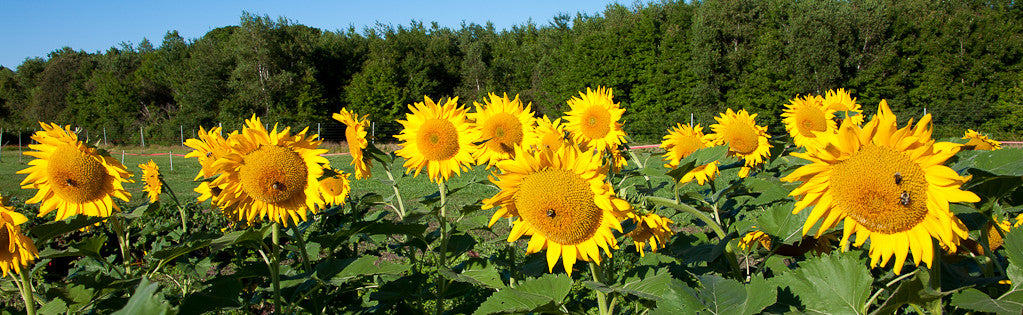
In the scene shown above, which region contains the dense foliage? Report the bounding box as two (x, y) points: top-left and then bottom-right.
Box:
(2, 0), (1022, 144)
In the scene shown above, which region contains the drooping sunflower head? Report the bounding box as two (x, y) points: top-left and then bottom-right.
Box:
(184, 126), (231, 181)
(395, 96), (478, 183)
(962, 129), (1002, 151)
(469, 93), (540, 168)
(0, 199), (38, 277)
(782, 94), (837, 149)
(18, 122), (134, 221)
(139, 160), (162, 203)
(210, 115), (329, 227)
(823, 88), (864, 126)
(680, 161), (720, 186)
(333, 108), (373, 179)
(532, 115), (568, 152)
(738, 229), (772, 251)
(319, 168), (352, 208)
(627, 212), (675, 257)
(782, 100), (979, 275)
(660, 123), (709, 168)
(483, 144), (632, 275)
(564, 86), (627, 154)
(704, 109), (772, 178)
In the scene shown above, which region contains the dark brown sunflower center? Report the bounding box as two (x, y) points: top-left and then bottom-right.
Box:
(320, 176), (346, 197)
(47, 145), (108, 203)
(797, 105), (828, 136)
(482, 113), (524, 155)
(514, 168), (600, 245)
(829, 145), (928, 234)
(416, 118), (460, 161)
(580, 106), (611, 139)
(239, 145), (307, 204)
(723, 122), (759, 155)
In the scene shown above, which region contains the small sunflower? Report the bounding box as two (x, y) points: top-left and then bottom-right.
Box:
(680, 161), (720, 186)
(394, 96), (478, 183)
(18, 122), (134, 220)
(184, 126), (231, 180)
(781, 94), (836, 149)
(531, 115), (567, 152)
(962, 129), (1002, 150)
(660, 123), (709, 168)
(139, 160), (162, 203)
(823, 88), (864, 126)
(782, 100), (979, 274)
(563, 86), (627, 154)
(738, 229), (772, 251)
(469, 93), (539, 168)
(483, 145), (632, 275)
(332, 108), (373, 179)
(627, 212), (674, 257)
(0, 198), (38, 277)
(209, 115), (329, 226)
(319, 169), (352, 207)
(704, 109), (772, 178)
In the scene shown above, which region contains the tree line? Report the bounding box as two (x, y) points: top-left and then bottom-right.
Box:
(1, 0), (1021, 144)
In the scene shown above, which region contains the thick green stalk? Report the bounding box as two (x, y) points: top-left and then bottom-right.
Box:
(644, 196), (726, 239)
(589, 262), (609, 315)
(435, 181), (450, 315)
(927, 242), (943, 314)
(271, 223), (283, 313)
(290, 224), (313, 272)
(111, 217), (132, 274)
(385, 167), (407, 220)
(18, 271), (36, 315)
(159, 177), (187, 233)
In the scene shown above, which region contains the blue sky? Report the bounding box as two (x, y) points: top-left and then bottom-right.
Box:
(0, 0), (621, 69)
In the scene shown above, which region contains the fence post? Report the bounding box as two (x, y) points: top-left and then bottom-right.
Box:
(169, 151), (174, 172)
(690, 113), (694, 126)
(140, 126), (145, 148)
(371, 122), (376, 145)
(103, 128), (108, 146)
(317, 123), (321, 139)
(121, 150), (125, 164)
(180, 125), (184, 147)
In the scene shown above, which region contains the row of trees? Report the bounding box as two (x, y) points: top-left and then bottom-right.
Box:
(1, 0), (1022, 144)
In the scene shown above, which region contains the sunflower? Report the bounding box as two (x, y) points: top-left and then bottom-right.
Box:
(18, 122), (134, 221)
(782, 94), (837, 149)
(394, 96), (478, 183)
(319, 169), (352, 207)
(782, 100), (979, 274)
(680, 161), (720, 186)
(563, 86), (627, 154)
(139, 160), (162, 203)
(483, 144), (632, 275)
(531, 115), (567, 152)
(0, 198), (38, 277)
(660, 123), (709, 168)
(184, 126), (231, 180)
(823, 88), (864, 126)
(703, 109), (772, 178)
(962, 129), (1002, 150)
(738, 229), (772, 251)
(469, 93), (539, 168)
(209, 115), (329, 226)
(332, 108), (373, 179)
(627, 212), (674, 257)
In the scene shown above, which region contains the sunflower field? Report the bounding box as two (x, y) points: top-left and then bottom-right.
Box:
(1, 87), (1022, 314)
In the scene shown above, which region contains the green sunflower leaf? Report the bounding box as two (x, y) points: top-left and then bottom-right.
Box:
(952, 228), (1023, 314)
(778, 251), (872, 314)
(111, 278), (176, 315)
(472, 274), (571, 315)
(756, 200), (809, 244)
(652, 274), (776, 315)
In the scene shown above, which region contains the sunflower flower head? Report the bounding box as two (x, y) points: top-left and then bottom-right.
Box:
(139, 160), (162, 203)
(319, 168), (352, 208)
(0, 198), (38, 277)
(395, 96), (478, 183)
(823, 88), (864, 126)
(962, 129), (1002, 151)
(18, 122), (134, 221)
(782, 94), (837, 149)
(332, 108), (373, 179)
(469, 93), (539, 168)
(627, 212), (675, 257)
(660, 123), (709, 168)
(738, 229), (772, 251)
(532, 115), (567, 152)
(184, 126), (231, 181)
(209, 115), (329, 227)
(782, 100), (979, 275)
(680, 161), (720, 186)
(483, 144), (632, 275)
(703, 109), (772, 178)
(564, 86), (627, 155)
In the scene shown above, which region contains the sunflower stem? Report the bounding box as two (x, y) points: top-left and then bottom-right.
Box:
(111, 216), (132, 274)
(645, 196), (726, 239)
(159, 177), (187, 233)
(589, 261), (610, 315)
(384, 166), (406, 220)
(435, 181), (450, 315)
(927, 241), (944, 314)
(17, 270), (36, 315)
(624, 146), (651, 184)
(290, 224), (313, 272)
(270, 223), (283, 314)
